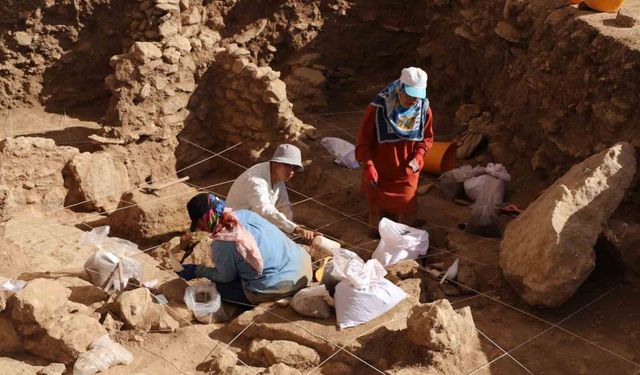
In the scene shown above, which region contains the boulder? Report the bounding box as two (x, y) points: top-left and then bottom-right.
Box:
(248, 339), (320, 369)
(66, 151), (131, 212)
(55, 277), (108, 306)
(165, 36), (192, 52)
(14, 31), (33, 47)
(108, 182), (196, 243)
(500, 143), (636, 307)
(116, 288), (179, 332)
(130, 42), (162, 64)
(407, 299), (479, 353)
(11, 279), (71, 324)
(21, 314), (107, 364)
(0, 314), (22, 353)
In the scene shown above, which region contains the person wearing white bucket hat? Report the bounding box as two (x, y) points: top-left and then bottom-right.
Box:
(226, 144), (316, 240)
(356, 67), (434, 236)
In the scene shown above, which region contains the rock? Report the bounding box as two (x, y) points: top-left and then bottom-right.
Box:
(158, 278), (189, 303)
(494, 21), (522, 43)
(616, 8), (638, 28)
(102, 312), (124, 334)
(235, 19), (268, 44)
(108, 183), (196, 243)
(0, 314), (22, 353)
(407, 299), (479, 353)
(139, 83), (152, 99)
(116, 288), (179, 332)
(500, 143), (636, 307)
(11, 279), (71, 324)
(184, 7), (201, 25)
(248, 339), (320, 369)
(209, 346), (238, 373)
(65, 277), (109, 305)
(165, 36), (192, 52)
(14, 31), (33, 47)
(130, 42), (163, 64)
(455, 104), (481, 125)
(604, 221), (640, 280)
(37, 363), (66, 375)
(22, 314), (107, 364)
(0, 290), (9, 311)
(397, 278), (422, 301)
(158, 20), (180, 38)
(66, 151), (131, 212)
(161, 93), (190, 115)
(263, 363), (302, 375)
(385, 260), (422, 284)
(154, 3), (179, 11)
(163, 47), (181, 64)
(263, 80), (287, 104)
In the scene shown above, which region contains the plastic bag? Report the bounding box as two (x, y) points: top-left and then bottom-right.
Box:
(331, 250), (406, 329)
(334, 279), (406, 329)
(438, 165), (477, 200)
(73, 335), (133, 375)
(466, 177), (503, 238)
(290, 285), (334, 319)
(0, 279), (26, 293)
(372, 218), (429, 266)
(184, 283), (228, 323)
(81, 226), (144, 292)
(320, 137), (360, 169)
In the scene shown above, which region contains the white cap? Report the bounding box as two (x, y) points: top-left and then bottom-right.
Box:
(400, 67), (428, 99)
(270, 144), (304, 172)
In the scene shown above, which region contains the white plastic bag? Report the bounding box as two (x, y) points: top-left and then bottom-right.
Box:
(320, 137), (360, 169)
(290, 285), (334, 319)
(463, 163), (510, 202)
(466, 176), (504, 238)
(0, 279), (27, 293)
(334, 279), (406, 329)
(73, 335), (133, 375)
(372, 218), (429, 266)
(437, 165), (477, 200)
(184, 283), (227, 323)
(81, 226), (144, 292)
(332, 250), (406, 329)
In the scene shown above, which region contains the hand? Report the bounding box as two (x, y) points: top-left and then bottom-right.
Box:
(294, 226), (316, 241)
(177, 264), (197, 280)
(408, 158), (420, 173)
(364, 161), (378, 187)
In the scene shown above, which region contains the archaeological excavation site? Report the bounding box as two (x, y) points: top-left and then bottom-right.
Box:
(1, 0), (640, 374)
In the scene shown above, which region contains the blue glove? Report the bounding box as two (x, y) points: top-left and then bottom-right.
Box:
(177, 264), (197, 280)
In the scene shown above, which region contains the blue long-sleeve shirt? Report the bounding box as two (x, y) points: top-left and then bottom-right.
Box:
(195, 210), (312, 295)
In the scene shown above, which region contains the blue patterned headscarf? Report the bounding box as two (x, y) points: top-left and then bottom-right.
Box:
(370, 79), (429, 144)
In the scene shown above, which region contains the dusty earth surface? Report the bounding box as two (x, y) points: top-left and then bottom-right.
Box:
(2, 0), (640, 374)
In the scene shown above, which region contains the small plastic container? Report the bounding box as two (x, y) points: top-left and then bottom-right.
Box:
(312, 236), (340, 256)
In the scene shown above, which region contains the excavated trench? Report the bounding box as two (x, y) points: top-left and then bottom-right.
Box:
(1, 0), (640, 374)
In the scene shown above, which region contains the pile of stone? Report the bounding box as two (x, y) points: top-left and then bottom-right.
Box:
(284, 53), (328, 112)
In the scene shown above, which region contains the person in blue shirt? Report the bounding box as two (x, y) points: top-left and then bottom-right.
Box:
(178, 193), (312, 308)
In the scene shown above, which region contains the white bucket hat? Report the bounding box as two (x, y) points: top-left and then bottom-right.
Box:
(400, 67), (428, 99)
(270, 144), (304, 172)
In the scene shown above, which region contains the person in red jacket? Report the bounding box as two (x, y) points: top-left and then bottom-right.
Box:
(355, 67), (434, 236)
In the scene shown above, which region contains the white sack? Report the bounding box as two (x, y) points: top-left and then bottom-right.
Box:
(320, 137), (360, 169)
(372, 218), (429, 266)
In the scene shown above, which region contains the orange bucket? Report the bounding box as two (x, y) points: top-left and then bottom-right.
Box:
(423, 141), (457, 175)
(571, 0), (625, 12)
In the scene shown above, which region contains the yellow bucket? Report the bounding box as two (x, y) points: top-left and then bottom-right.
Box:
(315, 256), (333, 282)
(423, 141), (457, 175)
(571, 0), (625, 12)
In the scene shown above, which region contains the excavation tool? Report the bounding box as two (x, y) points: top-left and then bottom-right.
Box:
(140, 176), (190, 196)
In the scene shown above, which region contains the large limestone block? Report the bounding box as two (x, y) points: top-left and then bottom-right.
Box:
(108, 182), (196, 243)
(116, 288), (179, 332)
(66, 151), (130, 212)
(500, 143), (636, 307)
(0, 137), (78, 208)
(11, 279), (71, 324)
(248, 339), (320, 369)
(130, 42), (162, 64)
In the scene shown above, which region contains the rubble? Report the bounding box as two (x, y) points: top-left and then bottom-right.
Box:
(500, 143), (636, 307)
